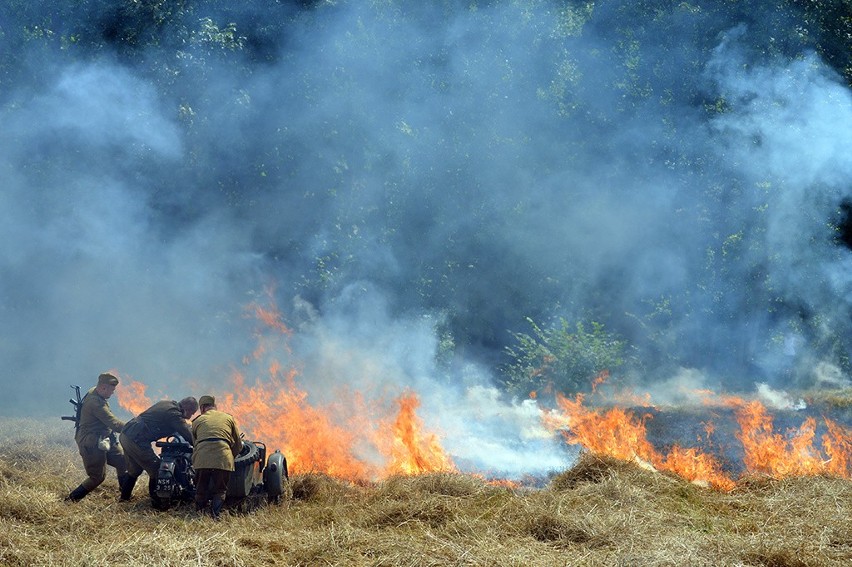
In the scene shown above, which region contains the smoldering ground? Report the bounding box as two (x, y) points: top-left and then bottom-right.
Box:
(1, 1), (851, 476)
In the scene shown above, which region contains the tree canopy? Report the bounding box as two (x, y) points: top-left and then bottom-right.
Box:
(2, 0), (851, 405)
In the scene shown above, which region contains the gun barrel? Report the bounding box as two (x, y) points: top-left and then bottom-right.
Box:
(61, 416), (76, 422)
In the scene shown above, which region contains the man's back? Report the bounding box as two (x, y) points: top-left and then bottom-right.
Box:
(124, 400), (191, 443)
(192, 410), (243, 471)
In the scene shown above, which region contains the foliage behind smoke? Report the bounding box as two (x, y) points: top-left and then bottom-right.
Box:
(1, 0), (852, 417)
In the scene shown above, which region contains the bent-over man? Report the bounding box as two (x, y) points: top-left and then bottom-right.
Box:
(66, 372), (129, 502)
(191, 395), (243, 520)
(118, 396), (198, 504)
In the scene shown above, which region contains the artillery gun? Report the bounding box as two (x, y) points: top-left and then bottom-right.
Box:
(153, 434), (290, 512)
(153, 435), (196, 509)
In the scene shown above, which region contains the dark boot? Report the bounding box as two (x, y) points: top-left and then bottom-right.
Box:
(65, 484), (90, 502)
(119, 475), (137, 502)
(211, 495), (224, 520)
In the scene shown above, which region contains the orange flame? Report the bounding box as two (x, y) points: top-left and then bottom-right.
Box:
(116, 370), (457, 482)
(545, 392), (736, 490)
(823, 418), (852, 477)
(734, 400), (851, 478)
(108, 294), (852, 489)
(544, 387), (852, 490)
(383, 392), (456, 476)
(115, 378), (152, 417)
(106, 298), (455, 483)
(244, 288), (292, 363)
(587, 371), (654, 407)
(545, 393), (658, 462)
(221, 367), (378, 480)
(662, 446), (734, 491)
(234, 301), (457, 480)
(486, 478), (521, 489)
(590, 370), (609, 393)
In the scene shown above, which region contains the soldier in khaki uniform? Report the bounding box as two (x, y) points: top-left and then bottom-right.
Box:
(66, 372), (129, 502)
(118, 396), (198, 504)
(191, 395), (243, 519)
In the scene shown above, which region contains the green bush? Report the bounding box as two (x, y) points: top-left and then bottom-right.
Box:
(504, 317), (627, 398)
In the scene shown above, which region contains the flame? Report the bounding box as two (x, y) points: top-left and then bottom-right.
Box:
(544, 386), (852, 490)
(246, 301), (456, 480)
(383, 392), (456, 476)
(823, 418), (852, 477)
(105, 296), (458, 483)
(590, 370), (609, 393)
(486, 478), (521, 489)
(249, 303), (292, 337)
(244, 287), (292, 363)
(108, 293), (852, 489)
(221, 367), (378, 480)
(115, 378), (152, 417)
(117, 368), (456, 482)
(733, 400), (851, 478)
(588, 370), (654, 407)
(545, 392), (735, 490)
(545, 393), (658, 462)
(662, 446), (735, 491)
(198, 300), (457, 482)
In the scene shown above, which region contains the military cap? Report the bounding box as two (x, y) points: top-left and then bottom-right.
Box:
(98, 372), (119, 386)
(199, 395), (215, 407)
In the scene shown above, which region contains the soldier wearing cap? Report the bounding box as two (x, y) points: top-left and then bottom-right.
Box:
(66, 372), (130, 502)
(119, 395), (198, 505)
(191, 394), (243, 519)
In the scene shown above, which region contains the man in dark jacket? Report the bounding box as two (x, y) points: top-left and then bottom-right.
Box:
(118, 396), (198, 503)
(66, 372), (129, 502)
(191, 395), (243, 519)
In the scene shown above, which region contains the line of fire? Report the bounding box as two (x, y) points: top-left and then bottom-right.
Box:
(115, 300), (852, 492)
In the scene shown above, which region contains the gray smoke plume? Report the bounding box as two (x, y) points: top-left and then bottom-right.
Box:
(2, 1), (851, 476)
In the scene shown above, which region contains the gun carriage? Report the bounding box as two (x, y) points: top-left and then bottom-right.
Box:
(154, 434), (290, 511)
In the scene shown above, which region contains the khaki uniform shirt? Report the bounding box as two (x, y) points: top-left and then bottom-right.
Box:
(191, 410), (243, 471)
(75, 387), (125, 449)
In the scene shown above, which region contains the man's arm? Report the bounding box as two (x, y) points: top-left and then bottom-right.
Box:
(94, 398), (125, 432)
(172, 411), (194, 441)
(231, 418), (244, 456)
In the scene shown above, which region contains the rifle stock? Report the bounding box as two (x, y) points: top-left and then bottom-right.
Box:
(62, 385), (83, 432)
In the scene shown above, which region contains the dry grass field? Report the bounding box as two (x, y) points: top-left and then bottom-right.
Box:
(1, 417), (851, 567)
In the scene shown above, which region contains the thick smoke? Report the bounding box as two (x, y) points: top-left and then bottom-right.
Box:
(2, 1), (851, 475)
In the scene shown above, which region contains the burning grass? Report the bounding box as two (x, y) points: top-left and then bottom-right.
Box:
(2, 419), (851, 566)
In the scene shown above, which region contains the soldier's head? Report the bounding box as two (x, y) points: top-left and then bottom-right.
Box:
(96, 372), (119, 398)
(198, 395), (216, 414)
(179, 396), (198, 419)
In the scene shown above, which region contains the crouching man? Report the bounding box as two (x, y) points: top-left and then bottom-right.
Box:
(191, 395), (243, 520)
(66, 372), (129, 502)
(118, 396), (198, 505)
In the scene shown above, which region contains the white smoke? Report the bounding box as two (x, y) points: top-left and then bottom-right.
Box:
(755, 383), (806, 410)
(812, 361), (852, 388)
(0, 2), (849, 470)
